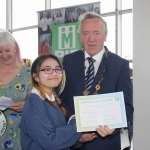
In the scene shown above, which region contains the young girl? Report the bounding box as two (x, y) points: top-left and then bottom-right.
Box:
(21, 54), (96, 150)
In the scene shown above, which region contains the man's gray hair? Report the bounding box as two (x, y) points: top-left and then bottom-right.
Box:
(78, 12), (108, 34)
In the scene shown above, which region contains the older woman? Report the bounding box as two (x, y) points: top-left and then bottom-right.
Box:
(0, 31), (32, 150)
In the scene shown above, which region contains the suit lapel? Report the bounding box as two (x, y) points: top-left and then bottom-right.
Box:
(89, 50), (109, 95)
(76, 51), (85, 95)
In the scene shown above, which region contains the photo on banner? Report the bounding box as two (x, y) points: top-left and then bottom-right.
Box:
(37, 1), (101, 60)
(38, 33), (52, 55)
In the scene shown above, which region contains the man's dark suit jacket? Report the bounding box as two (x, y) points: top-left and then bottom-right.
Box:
(60, 46), (134, 150)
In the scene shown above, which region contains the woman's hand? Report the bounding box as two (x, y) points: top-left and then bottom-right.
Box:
(79, 133), (97, 143)
(10, 101), (25, 112)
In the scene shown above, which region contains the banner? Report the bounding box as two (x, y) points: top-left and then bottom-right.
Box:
(52, 22), (82, 62)
(37, 1), (101, 60)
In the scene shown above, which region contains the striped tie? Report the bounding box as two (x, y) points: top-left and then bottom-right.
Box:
(85, 57), (95, 92)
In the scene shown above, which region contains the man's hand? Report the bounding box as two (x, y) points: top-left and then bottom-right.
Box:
(10, 101), (25, 112)
(96, 125), (115, 137)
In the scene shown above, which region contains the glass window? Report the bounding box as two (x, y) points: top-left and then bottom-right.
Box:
(100, 0), (115, 13)
(103, 16), (115, 53)
(13, 0), (45, 29)
(129, 62), (133, 69)
(13, 29), (38, 62)
(51, 0), (115, 14)
(51, 0), (97, 9)
(122, 13), (133, 60)
(122, 0), (133, 10)
(0, 0), (6, 29)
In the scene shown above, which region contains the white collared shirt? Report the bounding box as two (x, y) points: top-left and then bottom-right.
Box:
(31, 88), (55, 102)
(84, 47), (105, 76)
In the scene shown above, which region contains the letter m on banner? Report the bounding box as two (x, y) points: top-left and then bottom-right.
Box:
(52, 22), (82, 62)
(58, 25), (75, 49)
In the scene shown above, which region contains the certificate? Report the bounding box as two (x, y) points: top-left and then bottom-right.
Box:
(74, 92), (127, 132)
(0, 96), (14, 110)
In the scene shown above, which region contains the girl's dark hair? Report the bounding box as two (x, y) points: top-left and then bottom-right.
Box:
(31, 54), (65, 94)
(31, 54), (66, 116)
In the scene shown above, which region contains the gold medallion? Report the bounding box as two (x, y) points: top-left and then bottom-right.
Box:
(83, 90), (89, 96)
(95, 84), (100, 90)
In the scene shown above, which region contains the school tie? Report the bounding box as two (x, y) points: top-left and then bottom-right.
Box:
(85, 57), (95, 92)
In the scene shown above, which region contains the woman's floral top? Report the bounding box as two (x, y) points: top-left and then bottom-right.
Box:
(0, 66), (32, 150)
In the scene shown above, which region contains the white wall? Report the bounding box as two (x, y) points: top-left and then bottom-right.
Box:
(133, 0), (150, 149)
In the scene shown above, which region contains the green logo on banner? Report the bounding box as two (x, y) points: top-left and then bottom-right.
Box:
(52, 22), (82, 62)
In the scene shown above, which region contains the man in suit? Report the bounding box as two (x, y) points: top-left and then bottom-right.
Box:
(60, 12), (134, 150)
